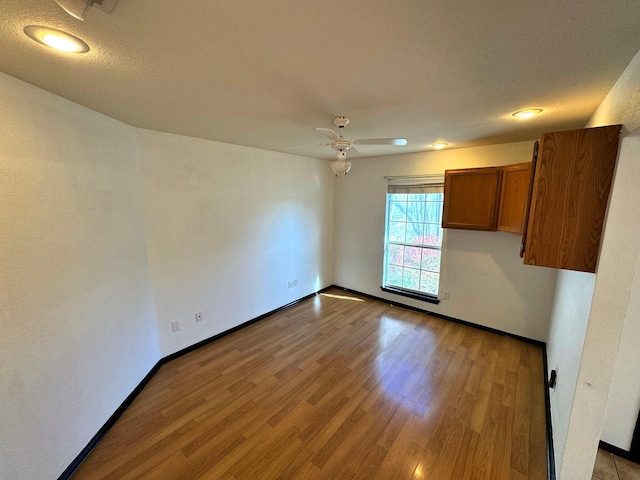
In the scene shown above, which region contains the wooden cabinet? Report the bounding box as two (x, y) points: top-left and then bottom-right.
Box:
(442, 164), (532, 232)
(497, 162), (532, 233)
(442, 167), (502, 231)
(522, 125), (622, 273)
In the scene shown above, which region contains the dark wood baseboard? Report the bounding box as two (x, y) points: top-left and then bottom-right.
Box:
(163, 289), (325, 363)
(57, 287), (332, 480)
(543, 346), (556, 479)
(56, 361), (162, 480)
(329, 285), (545, 347)
(599, 440), (631, 460)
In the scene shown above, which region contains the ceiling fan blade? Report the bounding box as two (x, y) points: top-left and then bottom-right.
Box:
(315, 128), (341, 141)
(353, 138), (408, 146)
(285, 143), (330, 151)
(349, 145), (361, 156)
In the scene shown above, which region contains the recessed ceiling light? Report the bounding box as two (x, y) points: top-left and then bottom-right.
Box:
(24, 26), (89, 53)
(512, 109), (543, 119)
(431, 142), (449, 150)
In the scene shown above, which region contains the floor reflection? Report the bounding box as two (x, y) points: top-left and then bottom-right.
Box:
(319, 293), (365, 302)
(374, 314), (437, 417)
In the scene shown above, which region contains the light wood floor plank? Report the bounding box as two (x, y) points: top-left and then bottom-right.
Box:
(72, 288), (547, 479)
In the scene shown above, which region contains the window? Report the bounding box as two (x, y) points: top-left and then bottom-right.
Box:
(382, 181), (444, 300)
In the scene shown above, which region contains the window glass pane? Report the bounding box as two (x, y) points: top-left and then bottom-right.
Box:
(387, 244), (404, 266)
(419, 271), (440, 295)
(384, 190), (443, 297)
(405, 223), (423, 244)
(388, 193), (407, 201)
(425, 201), (442, 224)
(387, 266), (403, 287)
(421, 248), (441, 273)
(388, 222), (406, 243)
(425, 193), (443, 201)
(423, 224), (442, 247)
(389, 201), (406, 222)
(403, 268), (420, 290)
(403, 246), (421, 269)
(406, 201), (425, 223)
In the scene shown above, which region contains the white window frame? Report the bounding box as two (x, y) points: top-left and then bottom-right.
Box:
(382, 175), (444, 301)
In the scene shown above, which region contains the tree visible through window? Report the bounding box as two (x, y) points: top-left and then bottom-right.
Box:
(383, 183), (444, 297)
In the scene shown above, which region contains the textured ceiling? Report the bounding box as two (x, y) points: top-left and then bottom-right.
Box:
(1, 0), (640, 160)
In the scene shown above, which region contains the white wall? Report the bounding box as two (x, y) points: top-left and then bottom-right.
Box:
(0, 73), (161, 479)
(555, 47), (640, 479)
(602, 241), (640, 449)
(545, 269), (596, 473)
(0, 71), (334, 479)
(597, 49), (640, 452)
(333, 142), (558, 342)
(137, 130), (334, 356)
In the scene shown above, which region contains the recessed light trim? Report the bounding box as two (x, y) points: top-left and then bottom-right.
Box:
(512, 108), (543, 119)
(24, 25), (89, 53)
(431, 142), (449, 150)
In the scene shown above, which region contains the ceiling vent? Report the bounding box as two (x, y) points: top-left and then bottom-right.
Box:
(55, 0), (119, 20)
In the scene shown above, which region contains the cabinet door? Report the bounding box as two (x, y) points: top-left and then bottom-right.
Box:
(442, 167), (502, 231)
(523, 125), (621, 272)
(497, 162), (532, 234)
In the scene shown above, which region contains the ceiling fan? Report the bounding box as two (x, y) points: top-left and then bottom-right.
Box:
(288, 117), (408, 176)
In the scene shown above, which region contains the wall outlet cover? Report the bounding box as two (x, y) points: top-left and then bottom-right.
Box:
(195, 312), (203, 322)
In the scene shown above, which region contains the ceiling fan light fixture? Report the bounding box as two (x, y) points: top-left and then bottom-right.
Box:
(431, 142), (449, 150)
(512, 108), (543, 119)
(24, 25), (89, 53)
(330, 159), (351, 176)
(330, 151), (351, 176)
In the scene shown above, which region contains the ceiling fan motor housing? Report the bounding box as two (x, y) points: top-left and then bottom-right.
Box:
(331, 140), (351, 151)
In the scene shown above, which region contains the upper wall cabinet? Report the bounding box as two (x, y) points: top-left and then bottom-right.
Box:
(442, 167), (502, 231)
(497, 162), (532, 234)
(522, 125), (622, 273)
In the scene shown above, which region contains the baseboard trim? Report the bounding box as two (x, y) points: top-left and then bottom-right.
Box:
(163, 289), (326, 363)
(57, 288), (330, 480)
(599, 440), (631, 460)
(543, 346), (557, 479)
(329, 285), (545, 347)
(56, 360), (163, 480)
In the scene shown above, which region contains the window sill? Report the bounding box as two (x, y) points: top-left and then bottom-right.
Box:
(380, 286), (440, 305)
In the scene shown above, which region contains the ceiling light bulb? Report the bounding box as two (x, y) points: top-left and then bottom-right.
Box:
(512, 109), (543, 119)
(24, 26), (90, 53)
(42, 34), (82, 52)
(431, 143), (449, 150)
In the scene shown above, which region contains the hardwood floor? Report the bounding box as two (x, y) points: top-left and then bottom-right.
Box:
(72, 289), (547, 479)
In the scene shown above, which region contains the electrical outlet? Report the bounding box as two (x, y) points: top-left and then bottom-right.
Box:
(294, 279), (298, 287)
(195, 312), (203, 323)
(288, 281), (293, 289)
(170, 320), (180, 333)
(442, 291), (450, 300)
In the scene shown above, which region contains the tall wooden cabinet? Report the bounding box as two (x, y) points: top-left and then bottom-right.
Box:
(521, 125), (622, 273)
